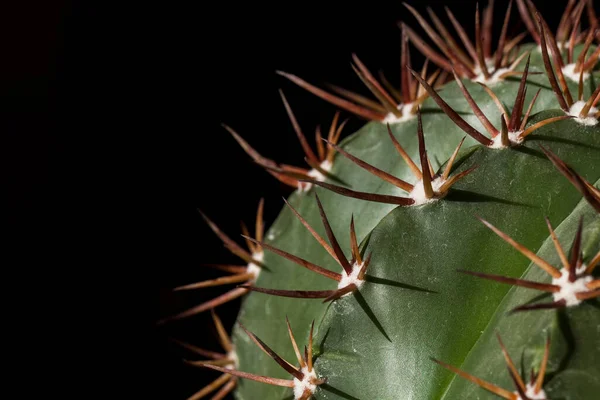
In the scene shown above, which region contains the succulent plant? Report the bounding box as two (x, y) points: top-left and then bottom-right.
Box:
(160, 0), (600, 399)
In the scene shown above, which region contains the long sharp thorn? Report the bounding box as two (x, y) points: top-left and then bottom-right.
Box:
(198, 209), (253, 262)
(538, 17), (569, 111)
(477, 217), (562, 278)
(255, 198), (265, 244)
(442, 136), (466, 180)
(477, 82), (510, 125)
(286, 316), (306, 369)
(238, 324), (303, 380)
(482, 0), (495, 60)
(520, 88), (542, 131)
(458, 269), (561, 292)
(242, 285), (338, 299)
(445, 6), (478, 63)
(557, 0), (578, 44)
(403, 3), (452, 59)
(495, 0), (513, 71)
(198, 363), (295, 388)
(308, 321), (315, 372)
(351, 56), (401, 116)
(578, 67), (584, 102)
(516, 0), (540, 43)
(539, 145), (600, 213)
(581, 44), (600, 72)
(387, 124), (422, 179)
(453, 69), (499, 137)
(475, 4), (491, 79)
(500, 114), (510, 147)
(574, 28), (596, 72)
(170, 338), (226, 359)
(352, 53), (399, 107)
(305, 179), (416, 206)
(350, 215), (362, 264)
(188, 374), (231, 400)
(323, 284), (357, 303)
(568, 217), (584, 282)
(586, 251), (599, 274)
(223, 124), (278, 170)
(511, 299), (567, 313)
(315, 126), (325, 161)
(426, 7), (474, 70)
(431, 358), (516, 399)
(174, 273), (255, 291)
(508, 55), (530, 131)
(358, 252), (373, 280)
(496, 333), (527, 393)
(323, 139), (413, 192)
(209, 377), (237, 400)
(416, 109), (434, 198)
(401, 23), (455, 73)
(202, 264), (248, 274)
(377, 71), (404, 104)
(315, 193), (353, 274)
(575, 289), (600, 300)
(520, 116), (573, 139)
(534, 335), (551, 394)
(276, 71), (386, 121)
(186, 358), (235, 368)
(327, 83), (388, 113)
(409, 68), (493, 146)
(283, 197), (336, 261)
(544, 216), (570, 270)
(240, 222), (255, 254)
(242, 235), (342, 281)
(157, 287), (248, 324)
(507, 365), (529, 400)
(211, 310), (233, 353)
(279, 90), (319, 164)
(579, 85), (600, 117)
(401, 28), (412, 101)
(438, 165), (478, 193)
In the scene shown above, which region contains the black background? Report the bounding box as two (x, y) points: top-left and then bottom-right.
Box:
(4, 0), (594, 398)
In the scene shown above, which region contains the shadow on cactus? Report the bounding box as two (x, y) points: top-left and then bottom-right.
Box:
(160, 0), (600, 399)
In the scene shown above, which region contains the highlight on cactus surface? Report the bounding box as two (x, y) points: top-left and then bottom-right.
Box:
(160, 0), (600, 399)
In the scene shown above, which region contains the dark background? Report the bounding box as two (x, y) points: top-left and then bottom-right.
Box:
(3, 0), (594, 398)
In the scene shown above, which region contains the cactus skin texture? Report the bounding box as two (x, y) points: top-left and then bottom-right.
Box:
(164, 1), (600, 399)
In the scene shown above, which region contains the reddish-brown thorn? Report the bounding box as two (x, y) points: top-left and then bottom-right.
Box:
(223, 123), (278, 170)
(239, 323), (303, 379)
(304, 179), (416, 206)
(438, 165), (478, 193)
(500, 114), (510, 147)
(442, 136), (466, 180)
(576, 289), (600, 300)
(255, 198), (265, 244)
(199, 363), (295, 388)
(350, 215), (362, 265)
(520, 115), (573, 139)
(174, 273), (255, 292)
(358, 252), (373, 280)
(477, 216), (562, 278)
(477, 83), (510, 125)
(495, 0), (514, 71)
(539, 145), (600, 213)
(188, 374), (232, 400)
(279, 90), (319, 164)
(534, 335), (551, 394)
(452, 69), (499, 137)
(574, 28), (596, 72)
(242, 235), (342, 282)
(445, 6), (478, 64)
(377, 71), (404, 104)
(323, 139), (413, 192)
(202, 264), (248, 275)
(586, 251), (599, 274)
(520, 88), (541, 131)
(567, 1), (586, 64)
(511, 299), (567, 313)
(475, 4), (491, 79)
(308, 321), (315, 372)
(403, 3), (452, 60)
(170, 338), (227, 360)
(496, 333), (527, 393)
(210, 377), (237, 400)
(286, 316), (306, 369)
(458, 269), (561, 292)
(323, 284), (357, 303)
(516, 0), (540, 43)
(316, 126), (325, 161)
(314, 193), (353, 274)
(581, 44), (600, 72)
(556, 0), (578, 44)
(578, 67), (585, 102)
(483, 0), (495, 60)
(416, 108), (434, 198)
(426, 7), (474, 70)
(157, 287), (248, 325)
(387, 124), (422, 179)
(198, 209), (254, 263)
(242, 285), (339, 300)
(186, 358), (235, 368)
(409, 68), (493, 146)
(351, 54), (401, 116)
(240, 222), (256, 254)
(580, 85), (600, 118)
(508, 55), (530, 132)
(401, 23), (455, 74)
(276, 71), (386, 121)
(326, 84), (388, 113)
(431, 357), (516, 399)
(544, 216), (570, 270)
(210, 310), (234, 354)
(567, 217), (584, 282)
(537, 17), (569, 111)
(283, 197), (336, 261)
(401, 28), (413, 101)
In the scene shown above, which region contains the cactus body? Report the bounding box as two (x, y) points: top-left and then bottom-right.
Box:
(165, 2), (600, 399)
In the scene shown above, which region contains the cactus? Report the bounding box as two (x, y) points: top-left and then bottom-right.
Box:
(160, 1), (600, 399)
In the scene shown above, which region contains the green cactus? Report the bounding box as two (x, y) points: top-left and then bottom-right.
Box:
(160, 1), (600, 399)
